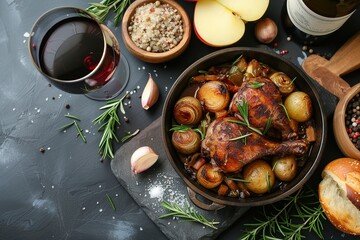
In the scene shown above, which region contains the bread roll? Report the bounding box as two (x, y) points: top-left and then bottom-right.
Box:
(318, 158), (360, 235)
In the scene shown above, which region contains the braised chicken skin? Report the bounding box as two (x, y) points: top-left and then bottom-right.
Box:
(201, 117), (309, 173)
(229, 77), (296, 140)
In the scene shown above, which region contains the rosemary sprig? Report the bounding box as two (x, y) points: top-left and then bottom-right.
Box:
(228, 101), (263, 135)
(106, 193), (116, 211)
(93, 93), (128, 160)
(87, 0), (132, 26)
(159, 201), (219, 230)
(239, 186), (326, 240)
(121, 129), (140, 142)
(170, 124), (205, 140)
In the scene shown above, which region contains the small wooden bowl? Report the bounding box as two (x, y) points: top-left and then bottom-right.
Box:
(121, 0), (191, 63)
(333, 83), (360, 160)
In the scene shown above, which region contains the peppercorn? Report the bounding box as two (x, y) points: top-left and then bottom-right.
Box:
(345, 92), (360, 150)
(39, 147), (45, 153)
(65, 104), (70, 109)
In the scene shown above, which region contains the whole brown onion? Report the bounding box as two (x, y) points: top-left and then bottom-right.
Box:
(173, 96), (203, 125)
(196, 80), (230, 112)
(171, 129), (201, 155)
(269, 72), (295, 94)
(197, 163), (224, 189)
(254, 18), (278, 44)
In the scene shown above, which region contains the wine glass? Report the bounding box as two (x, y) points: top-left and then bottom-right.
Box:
(28, 7), (129, 100)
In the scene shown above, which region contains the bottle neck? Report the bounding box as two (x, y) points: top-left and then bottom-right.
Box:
(287, 0), (356, 36)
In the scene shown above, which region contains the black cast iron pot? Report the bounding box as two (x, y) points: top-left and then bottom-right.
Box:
(161, 47), (327, 209)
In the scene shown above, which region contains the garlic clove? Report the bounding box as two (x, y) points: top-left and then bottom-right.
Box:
(141, 73), (159, 110)
(131, 146), (159, 174)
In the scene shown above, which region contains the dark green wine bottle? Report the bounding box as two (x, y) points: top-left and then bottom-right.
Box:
(281, 0), (360, 45)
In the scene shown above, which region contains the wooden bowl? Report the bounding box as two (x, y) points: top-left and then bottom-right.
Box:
(121, 0), (191, 63)
(333, 83), (360, 160)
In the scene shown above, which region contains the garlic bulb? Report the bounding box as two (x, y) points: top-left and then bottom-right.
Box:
(131, 146), (159, 174)
(141, 74), (159, 110)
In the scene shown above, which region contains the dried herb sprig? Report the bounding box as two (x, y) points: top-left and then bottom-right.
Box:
(93, 93), (128, 160)
(159, 201), (219, 230)
(87, 0), (132, 26)
(239, 186), (326, 240)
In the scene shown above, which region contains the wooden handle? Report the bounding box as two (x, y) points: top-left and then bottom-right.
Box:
(324, 32), (360, 76)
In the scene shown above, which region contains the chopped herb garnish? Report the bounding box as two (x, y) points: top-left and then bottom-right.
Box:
(58, 114), (86, 143)
(263, 117), (272, 135)
(266, 171), (271, 193)
(58, 121), (75, 131)
(247, 81), (265, 89)
(279, 103), (290, 120)
(198, 70), (208, 74)
(121, 129), (140, 142)
(232, 54), (243, 65)
(229, 65), (241, 74)
(227, 177), (250, 183)
(229, 132), (252, 142)
(74, 121), (87, 143)
(170, 124), (205, 140)
(272, 158), (279, 171)
(106, 193), (116, 211)
(64, 114), (81, 121)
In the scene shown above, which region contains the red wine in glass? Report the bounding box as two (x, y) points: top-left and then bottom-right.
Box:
(29, 7), (129, 100)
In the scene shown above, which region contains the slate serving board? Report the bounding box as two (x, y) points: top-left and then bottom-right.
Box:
(110, 118), (249, 240)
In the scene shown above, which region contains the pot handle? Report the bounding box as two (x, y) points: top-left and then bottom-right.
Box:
(187, 187), (225, 211)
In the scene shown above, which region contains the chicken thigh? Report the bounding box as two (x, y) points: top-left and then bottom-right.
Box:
(229, 77), (296, 140)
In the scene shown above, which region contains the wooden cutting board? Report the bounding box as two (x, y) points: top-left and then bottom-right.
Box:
(302, 32), (360, 99)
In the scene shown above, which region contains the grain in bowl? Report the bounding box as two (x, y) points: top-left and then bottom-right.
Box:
(128, 0), (184, 53)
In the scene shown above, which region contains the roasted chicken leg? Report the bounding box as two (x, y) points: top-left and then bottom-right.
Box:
(201, 117), (308, 173)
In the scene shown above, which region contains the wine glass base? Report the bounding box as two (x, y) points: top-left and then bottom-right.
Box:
(85, 54), (130, 101)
